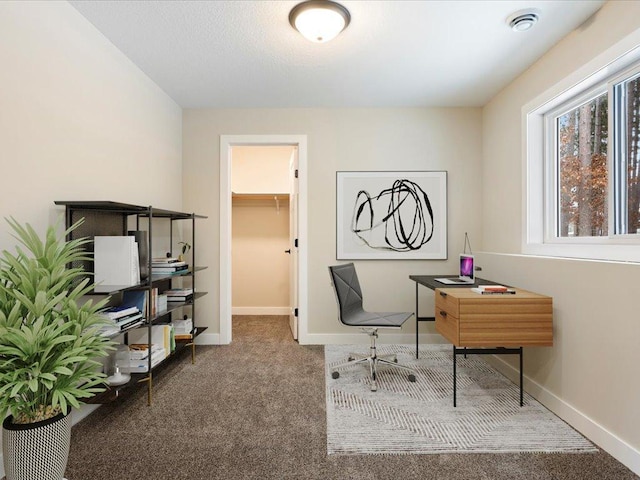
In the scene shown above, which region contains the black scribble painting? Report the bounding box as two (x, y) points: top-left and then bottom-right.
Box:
(337, 172), (447, 259)
(351, 179), (434, 252)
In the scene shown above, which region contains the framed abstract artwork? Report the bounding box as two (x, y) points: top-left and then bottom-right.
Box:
(336, 171), (447, 260)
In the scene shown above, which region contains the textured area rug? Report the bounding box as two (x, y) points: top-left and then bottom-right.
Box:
(325, 344), (597, 455)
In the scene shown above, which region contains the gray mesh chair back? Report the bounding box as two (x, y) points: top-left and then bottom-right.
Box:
(329, 263), (415, 328)
(329, 262), (365, 326)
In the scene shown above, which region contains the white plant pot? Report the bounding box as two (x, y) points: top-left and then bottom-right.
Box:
(2, 412), (71, 480)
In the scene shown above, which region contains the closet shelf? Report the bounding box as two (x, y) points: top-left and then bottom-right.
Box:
(232, 193), (289, 212)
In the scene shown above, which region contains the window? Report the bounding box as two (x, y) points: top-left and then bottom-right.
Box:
(553, 90), (609, 238)
(614, 71), (640, 235)
(525, 42), (640, 262)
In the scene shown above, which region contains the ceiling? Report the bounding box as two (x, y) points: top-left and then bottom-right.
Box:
(69, 0), (605, 109)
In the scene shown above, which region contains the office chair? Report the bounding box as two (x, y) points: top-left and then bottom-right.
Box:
(328, 263), (417, 391)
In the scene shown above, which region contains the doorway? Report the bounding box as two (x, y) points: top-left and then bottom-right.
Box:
(219, 135), (308, 345)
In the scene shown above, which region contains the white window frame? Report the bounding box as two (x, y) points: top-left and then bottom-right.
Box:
(544, 85), (608, 242)
(523, 37), (640, 263)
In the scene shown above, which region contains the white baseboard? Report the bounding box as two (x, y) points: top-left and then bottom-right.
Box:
(232, 307), (290, 315)
(490, 356), (640, 476)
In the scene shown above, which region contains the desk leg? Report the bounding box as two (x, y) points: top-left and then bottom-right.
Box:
(519, 347), (523, 407)
(453, 345), (457, 408)
(415, 282), (419, 359)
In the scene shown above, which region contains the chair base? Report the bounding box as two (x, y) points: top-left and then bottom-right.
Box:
(330, 328), (417, 391)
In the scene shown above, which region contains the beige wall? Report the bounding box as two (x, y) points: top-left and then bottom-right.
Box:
(482, 0), (640, 472)
(0, 0), (183, 470)
(0, 1), (183, 251)
(232, 145), (292, 194)
(232, 199), (290, 311)
(183, 107), (483, 339)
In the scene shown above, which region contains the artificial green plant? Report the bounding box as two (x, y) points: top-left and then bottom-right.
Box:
(0, 217), (113, 424)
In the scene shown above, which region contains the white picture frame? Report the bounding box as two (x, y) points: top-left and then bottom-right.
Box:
(336, 171), (447, 260)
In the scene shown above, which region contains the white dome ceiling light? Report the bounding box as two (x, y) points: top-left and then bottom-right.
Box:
(289, 0), (351, 43)
(507, 10), (540, 32)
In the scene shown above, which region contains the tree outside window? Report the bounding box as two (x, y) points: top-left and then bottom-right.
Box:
(622, 75), (640, 234)
(557, 93), (608, 237)
(555, 74), (640, 238)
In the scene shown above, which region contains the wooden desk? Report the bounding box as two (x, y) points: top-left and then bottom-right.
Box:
(409, 275), (504, 358)
(435, 288), (553, 348)
(409, 275), (553, 406)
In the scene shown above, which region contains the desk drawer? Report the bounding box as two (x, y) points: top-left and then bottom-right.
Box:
(435, 306), (459, 345)
(435, 288), (461, 344)
(435, 289), (460, 317)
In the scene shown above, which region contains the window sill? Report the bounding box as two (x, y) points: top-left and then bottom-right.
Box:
(522, 242), (640, 264)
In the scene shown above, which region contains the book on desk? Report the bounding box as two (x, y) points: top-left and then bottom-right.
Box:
(470, 285), (515, 295)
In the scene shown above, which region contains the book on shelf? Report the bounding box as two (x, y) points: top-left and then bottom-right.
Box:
(164, 288), (194, 302)
(150, 287), (158, 317)
(128, 231), (149, 280)
(151, 257), (182, 265)
(128, 343), (163, 360)
(174, 333), (193, 341)
(471, 285), (516, 295)
(120, 347), (166, 373)
(94, 236), (140, 286)
(164, 288), (194, 296)
(101, 305), (139, 320)
(166, 296), (192, 303)
(157, 294), (168, 313)
(122, 290), (149, 318)
(171, 316), (193, 336)
(128, 324), (175, 359)
(116, 312), (144, 330)
(151, 260), (187, 267)
(152, 264), (189, 274)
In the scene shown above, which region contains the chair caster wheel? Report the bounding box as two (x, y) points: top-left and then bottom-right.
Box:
(408, 374), (416, 382)
(332, 371), (340, 379)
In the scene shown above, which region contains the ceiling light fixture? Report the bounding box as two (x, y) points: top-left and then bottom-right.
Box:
(289, 0), (351, 43)
(507, 10), (539, 32)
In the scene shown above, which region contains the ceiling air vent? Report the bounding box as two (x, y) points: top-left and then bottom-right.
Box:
(507, 10), (539, 32)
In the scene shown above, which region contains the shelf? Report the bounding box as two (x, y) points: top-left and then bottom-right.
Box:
(56, 200), (207, 407)
(232, 193), (289, 211)
(92, 268), (208, 295)
(54, 200), (207, 220)
(88, 326), (208, 404)
(150, 265), (208, 282)
(149, 292), (208, 323)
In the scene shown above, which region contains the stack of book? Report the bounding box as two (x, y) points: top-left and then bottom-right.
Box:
(100, 305), (144, 331)
(471, 285), (516, 295)
(151, 257), (189, 275)
(164, 288), (194, 303)
(172, 316), (193, 340)
(120, 344), (166, 373)
(128, 325), (175, 361)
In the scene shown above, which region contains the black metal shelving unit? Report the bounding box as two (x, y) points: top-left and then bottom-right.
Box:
(54, 201), (208, 405)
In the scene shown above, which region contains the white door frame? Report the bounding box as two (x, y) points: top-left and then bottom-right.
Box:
(219, 135), (308, 345)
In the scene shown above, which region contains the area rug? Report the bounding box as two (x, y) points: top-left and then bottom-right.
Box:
(325, 344), (597, 455)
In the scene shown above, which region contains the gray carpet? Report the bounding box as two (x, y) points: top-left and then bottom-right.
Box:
(326, 344), (596, 454)
(66, 316), (638, 480)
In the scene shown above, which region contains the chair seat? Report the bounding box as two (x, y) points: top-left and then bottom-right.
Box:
(341, 310), (412, 328)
